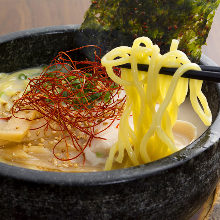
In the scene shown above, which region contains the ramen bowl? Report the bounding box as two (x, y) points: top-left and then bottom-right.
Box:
(0, 25), (219, 220)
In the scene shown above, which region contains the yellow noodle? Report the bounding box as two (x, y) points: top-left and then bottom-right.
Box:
(102, 37), (212, 170)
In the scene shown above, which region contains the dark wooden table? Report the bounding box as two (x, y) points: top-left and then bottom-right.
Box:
(0, 1), (219, 219)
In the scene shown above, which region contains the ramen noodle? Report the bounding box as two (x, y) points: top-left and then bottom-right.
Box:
(101, 37), (211, 170)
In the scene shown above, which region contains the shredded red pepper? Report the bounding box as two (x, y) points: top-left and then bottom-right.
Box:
(11, 45), (125, 162)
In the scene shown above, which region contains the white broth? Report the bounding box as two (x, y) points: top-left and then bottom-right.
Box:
(0, 68), (208, 172)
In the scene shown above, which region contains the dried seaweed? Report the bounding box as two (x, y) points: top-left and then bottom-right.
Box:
(81, 0), (220, 62)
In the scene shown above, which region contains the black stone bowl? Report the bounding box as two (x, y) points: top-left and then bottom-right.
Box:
(0, 25), (219, 220)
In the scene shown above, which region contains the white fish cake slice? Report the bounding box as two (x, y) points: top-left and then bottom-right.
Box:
(0, 111), (36, 142)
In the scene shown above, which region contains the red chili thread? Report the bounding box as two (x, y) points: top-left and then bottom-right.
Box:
(11, 45), (126, 162)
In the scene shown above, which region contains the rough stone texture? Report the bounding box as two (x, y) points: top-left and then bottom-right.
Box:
(0, 26), (219, 220)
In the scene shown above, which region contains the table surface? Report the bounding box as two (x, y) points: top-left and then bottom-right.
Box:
(0, 1), (219, 219)
(0, 0), (220, 65)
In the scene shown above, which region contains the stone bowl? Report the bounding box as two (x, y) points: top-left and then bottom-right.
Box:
(0, 25), (219, 220)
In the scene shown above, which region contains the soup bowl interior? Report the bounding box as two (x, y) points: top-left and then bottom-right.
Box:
(0, 25), (219, 219)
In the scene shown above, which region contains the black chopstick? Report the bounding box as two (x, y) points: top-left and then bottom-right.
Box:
(117, 63), (220, 83)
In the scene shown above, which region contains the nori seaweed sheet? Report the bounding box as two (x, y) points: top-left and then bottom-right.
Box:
(81, 0), (220, 62)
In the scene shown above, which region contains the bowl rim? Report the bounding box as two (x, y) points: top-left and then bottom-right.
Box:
(0, 25), (219, 186)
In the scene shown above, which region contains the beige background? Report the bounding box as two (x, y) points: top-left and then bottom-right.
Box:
(0, 0), (219, 65)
